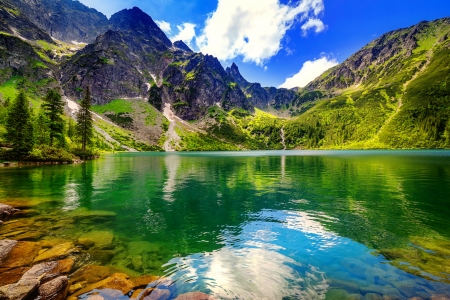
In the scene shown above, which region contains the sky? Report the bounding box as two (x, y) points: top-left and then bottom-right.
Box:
(78, 0), (450, 88)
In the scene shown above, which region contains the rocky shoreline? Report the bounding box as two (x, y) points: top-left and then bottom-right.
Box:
(0, 203), (215, 300)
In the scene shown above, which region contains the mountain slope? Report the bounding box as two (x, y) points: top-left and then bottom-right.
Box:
(290, 18), (450, 149)
(10, 0), (109, 43)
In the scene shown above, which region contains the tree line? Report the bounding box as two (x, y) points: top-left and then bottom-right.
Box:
(1, 87), (94, 161)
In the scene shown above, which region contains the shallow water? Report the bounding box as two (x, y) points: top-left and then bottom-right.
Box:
(1, 150), (450, 299)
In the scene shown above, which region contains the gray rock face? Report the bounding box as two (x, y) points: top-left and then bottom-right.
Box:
(0, 0), (54, 43)
(109, 7), (172, 48)
(160, 53), (252, 120)
(10, 0), (109, 43)
(226, 62), (297, 109)
(174, 40), (193, 52)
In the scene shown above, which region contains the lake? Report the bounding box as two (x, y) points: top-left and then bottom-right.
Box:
(1, 150), (450, 299)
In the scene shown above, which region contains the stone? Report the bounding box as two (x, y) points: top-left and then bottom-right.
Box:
(77, 231), (114, 250)
(22, 259), (74, 283)
(128, 241), (160, 256)
(347, 294), (362, 300)
(69, 265), (116, 286)
(325, 288), (350, 299)
(68, 282), (86, 294)
(392, 280), (418, 298)
(131, 289), (144, 299)
(141, 288), (170, 300)
(329, 278), (360, 294)
(0, 240), (18, 263)
(87, 250), (115, 265)
(175, 291), (215, 300)
(68, 208), (116, 219)
(14, 231), (44, 241)
(33, 243), (78, 263)
(0, 203), (19, 221)
(38, 276), (69, 300)
(432, 295), (450, 300)
(360, 285), (384, 296)
(0, 278), (39, 300)
(131, 275), (160, 289)
(69, 273), (134, 299)
(365, 293), (384, 300)
(132, 255), (143, 270)
(0, 241), (41, 268)
(76, 238), (95, 249)
(383, 295), (402, 300)
(0, 267), (29, 285)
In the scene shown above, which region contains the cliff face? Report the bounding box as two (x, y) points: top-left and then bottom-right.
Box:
(9, 0), (109, 43)
(0, 0), (54, 43)
(226, 63), (298, 109)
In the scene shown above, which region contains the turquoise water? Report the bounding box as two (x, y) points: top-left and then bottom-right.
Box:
(1, 150), (450, 299)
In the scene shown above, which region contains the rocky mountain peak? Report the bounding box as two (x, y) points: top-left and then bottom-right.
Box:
(109, 7), (172, 47)
(226, 62), (250, 88)
(174, 40), (193, 52)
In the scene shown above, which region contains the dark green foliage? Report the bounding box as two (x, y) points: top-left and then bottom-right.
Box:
(34, 110), (50, 145)
(5, 91), (34, 158)
(25, 145), (76, 162)
(148, 84), (162, 110)
(67, 118), (76, 140)
(105, 113), (133, 128)
(42, 89), (65, 146)
(76, 86), (94, 152)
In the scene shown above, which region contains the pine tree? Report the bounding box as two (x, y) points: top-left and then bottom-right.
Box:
(42, 89), (65, 146)
(76, 86), (93, 152)
(5, 91), (34, 158)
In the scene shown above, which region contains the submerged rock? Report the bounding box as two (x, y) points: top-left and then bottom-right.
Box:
(33, 243), (78, 263)
(38, 276), (69, 300)
(68, 273), (134, 299)
(0, 278), (39, 300)
(175, 291), (215, 300)
(0, 204), (19, 222)
(21, 259), (74, 283)
(77, 230), (114, 250)
(0, 241), (41, 268)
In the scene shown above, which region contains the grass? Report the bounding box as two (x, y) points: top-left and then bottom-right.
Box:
(91, 99), (133, 115)
(0, 76), (22, 101)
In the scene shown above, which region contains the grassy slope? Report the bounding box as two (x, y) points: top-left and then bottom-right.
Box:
(286, 19), (450, 149)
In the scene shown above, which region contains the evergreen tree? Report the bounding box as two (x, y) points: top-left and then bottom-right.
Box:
(5, 91), (34, 158)
(34, 110), (50, 145)
(67, 118), (76, 141)
(76, 86), (93, 152)
(148, 84), (162, 110)
(42, 89), (65, 146)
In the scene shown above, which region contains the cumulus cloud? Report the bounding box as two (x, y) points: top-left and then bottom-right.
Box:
(171, 23), (197, 48)
(196, 0), (325, 65)
(301, 18), (326, 35)
(279, 56), (338, 89)
(155, 20), (172, 34)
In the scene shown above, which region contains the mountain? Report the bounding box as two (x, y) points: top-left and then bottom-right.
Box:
(9, 0), (109, 43)
(225, 62), (299, 109)
(0, 0), (449, 151)
(286, 18), (450, 149)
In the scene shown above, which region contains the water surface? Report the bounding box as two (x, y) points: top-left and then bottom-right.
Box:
(1, 150), (450, 299)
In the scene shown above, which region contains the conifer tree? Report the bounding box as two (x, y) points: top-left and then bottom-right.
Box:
(76, 86), (93, 152)
(42, 89), (65, 146)
(5, 91), (34, 158)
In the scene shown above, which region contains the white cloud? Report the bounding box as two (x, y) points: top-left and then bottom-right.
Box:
(301, 18), (326, 35)
(171, 23), (197, 48)
(279, 56), (338, 89)
(155, 20), (172, 34)
(196, 0), (325, 65)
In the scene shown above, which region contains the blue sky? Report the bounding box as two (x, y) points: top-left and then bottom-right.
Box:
(78, 0), (450, 88)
